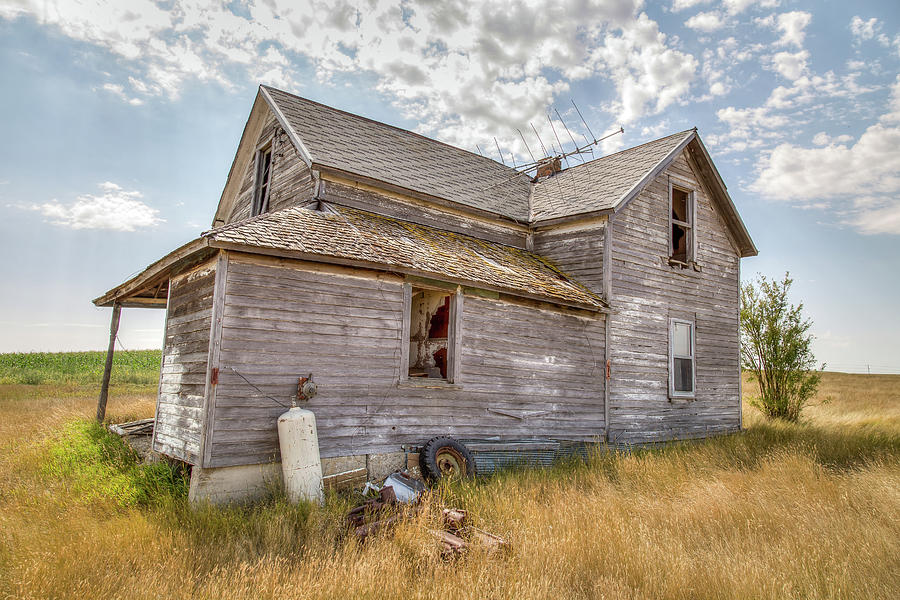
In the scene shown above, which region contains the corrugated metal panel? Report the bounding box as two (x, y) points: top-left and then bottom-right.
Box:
(459, 439), (591, 475)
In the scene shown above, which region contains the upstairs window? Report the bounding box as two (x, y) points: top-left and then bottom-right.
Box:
(251, 144), (273, 217)
(669, 184), (694, 263)
(669, 319), (695, 398)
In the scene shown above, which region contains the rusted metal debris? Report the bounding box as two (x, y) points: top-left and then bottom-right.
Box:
(346, 474), (507, 556)
(442, 508), (467, 530)
(347, 485), (400, 532)
(428, 529), (467, 556)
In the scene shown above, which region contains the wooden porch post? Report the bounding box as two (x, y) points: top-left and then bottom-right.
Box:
(96, 303), (122, 423)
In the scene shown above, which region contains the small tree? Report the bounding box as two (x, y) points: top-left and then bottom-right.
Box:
(740, 273), (820, 422)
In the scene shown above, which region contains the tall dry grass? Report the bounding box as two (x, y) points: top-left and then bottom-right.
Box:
(1, 373), (898, 599)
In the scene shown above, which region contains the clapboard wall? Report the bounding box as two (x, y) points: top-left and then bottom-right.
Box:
(152, 259), (216, 464)
(607, 149), (741, 443)
(224, 110), (317, 224)
(533, 221), (606, 296)
(204, 253), (605, 468)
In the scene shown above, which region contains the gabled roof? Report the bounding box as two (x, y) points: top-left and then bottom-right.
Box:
(530, 130), (694, 221)
(96, 204), (606, 311)
(216, 86), (754, 256)
(261, 86), (533, 221)
(530, 129), (757, 257)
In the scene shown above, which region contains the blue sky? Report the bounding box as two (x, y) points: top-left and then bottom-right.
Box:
(0, 0), (898, 373)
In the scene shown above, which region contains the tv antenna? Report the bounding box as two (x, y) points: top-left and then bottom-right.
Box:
(508, 101), (623, 180)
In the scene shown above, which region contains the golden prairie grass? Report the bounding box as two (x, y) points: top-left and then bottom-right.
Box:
(1, 373), (898, 599)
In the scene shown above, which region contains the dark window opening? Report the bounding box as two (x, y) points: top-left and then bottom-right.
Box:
(670, 186), (692, 263)
(409, 288), (452, 379)
(252, 146), (272, 217)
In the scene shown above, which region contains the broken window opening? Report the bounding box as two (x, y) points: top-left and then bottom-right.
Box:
(670, 185), (693, 264)
(252, 144), (273, 217)
(409, 288), (452, 379)
(670, 319), (695, 398)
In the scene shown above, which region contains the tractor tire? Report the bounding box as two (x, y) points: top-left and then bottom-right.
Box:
(420, 436), (476, 481)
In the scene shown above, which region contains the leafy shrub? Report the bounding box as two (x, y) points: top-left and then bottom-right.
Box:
(740, 273), (820, 422)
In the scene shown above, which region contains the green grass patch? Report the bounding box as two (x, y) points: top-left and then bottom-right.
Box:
(42, 419), (188, 508)
(0, 350), (161, 385)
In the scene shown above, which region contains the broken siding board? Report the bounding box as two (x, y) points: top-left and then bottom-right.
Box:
(608, 150), (741, 444)
(152, 259), (217, 464)
(204, 254), (606, 468)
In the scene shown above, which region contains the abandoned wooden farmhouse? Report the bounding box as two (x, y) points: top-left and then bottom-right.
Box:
(94, 85), (757, 503)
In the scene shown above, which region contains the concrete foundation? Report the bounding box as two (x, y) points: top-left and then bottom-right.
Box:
(366, 451), (407, 481)
(188, 451), (421, 505)
(188, 462), (282, 505)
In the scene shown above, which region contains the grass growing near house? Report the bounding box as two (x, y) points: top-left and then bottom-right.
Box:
(0, 369), (898, 599)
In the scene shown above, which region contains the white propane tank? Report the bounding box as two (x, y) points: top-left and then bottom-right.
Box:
(277, 406), (324, 504)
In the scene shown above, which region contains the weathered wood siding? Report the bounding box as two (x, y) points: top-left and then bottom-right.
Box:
(152, 260), (216, 464)
(322, 179), (528, 248)
(608, 150), (741, 443)
(205, 253), (605, 468)
(532, 221), (606, 295)
(225, 111), (317, 224)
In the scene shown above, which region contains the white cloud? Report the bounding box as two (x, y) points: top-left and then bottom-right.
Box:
(31, 182), (163, 231)
(685, 11), (725, 33)
(671, 0), (712, 11)
(588, 13), (698, 126)
(850, 16), (880, 41)
(0, 1), (699, 154)
(849, 15), (895, 49)
(750, 77), (900, 235)
(812, 132), (854, 146)
(723, 0), (780, 15)
(99, 83), (143, 105)
(769, 50), (809, 80)
(774, 11), (812, 47)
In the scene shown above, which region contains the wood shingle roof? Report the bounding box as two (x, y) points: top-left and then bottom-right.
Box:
(206, 203), (605, 310)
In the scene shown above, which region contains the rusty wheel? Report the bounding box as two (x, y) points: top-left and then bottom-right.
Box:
(421, 437), (476, 481)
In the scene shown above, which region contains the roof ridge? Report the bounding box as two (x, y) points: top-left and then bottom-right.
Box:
(549, 128), (696, 175)
(262, 85), (523, 177)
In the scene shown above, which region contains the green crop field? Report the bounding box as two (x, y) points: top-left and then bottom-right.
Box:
(0, 357), (898, 599)
(0, 349), (161, 386)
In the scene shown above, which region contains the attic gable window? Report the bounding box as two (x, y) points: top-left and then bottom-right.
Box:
(669, 183), (694, 264)
(251, 143), (273, 217)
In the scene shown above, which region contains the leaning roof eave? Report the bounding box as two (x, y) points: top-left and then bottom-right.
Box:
(531, 207), (614, 230)
(259, 85), (314, 167)
(611, 129), (697, 216)
(208, 239), (606, 313)
(314, 164), (531, 228)
(92, 238), (212, 307)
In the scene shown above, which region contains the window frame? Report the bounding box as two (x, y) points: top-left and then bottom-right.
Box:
(251, 138), (274, 217)
(668, 318), (696, 399)
(668, 181), (696, 265)
(400, 283), (463, 385)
